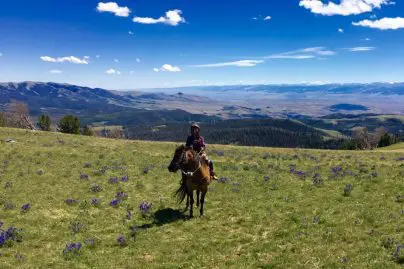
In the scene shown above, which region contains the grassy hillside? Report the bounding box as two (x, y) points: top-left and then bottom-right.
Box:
(0, 128), (403, 268)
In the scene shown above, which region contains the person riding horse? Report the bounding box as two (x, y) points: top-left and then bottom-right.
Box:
(185, 123), (218, 180)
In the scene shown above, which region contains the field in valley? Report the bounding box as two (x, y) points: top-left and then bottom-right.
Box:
(0, 128), (403, 268)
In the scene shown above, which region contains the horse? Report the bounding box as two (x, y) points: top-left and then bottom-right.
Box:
(168, 145), (213, 217)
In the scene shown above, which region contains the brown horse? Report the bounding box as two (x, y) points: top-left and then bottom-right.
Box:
(168, 145), (213, 217)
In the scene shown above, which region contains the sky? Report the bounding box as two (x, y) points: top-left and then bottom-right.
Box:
(0, 0), (404, 89)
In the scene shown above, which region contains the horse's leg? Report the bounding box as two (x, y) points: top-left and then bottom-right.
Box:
(188, 190), (194, 218)
(196, 190), (200, 208)
(200, 189), (207, 216)
(185, 195), (189, 211)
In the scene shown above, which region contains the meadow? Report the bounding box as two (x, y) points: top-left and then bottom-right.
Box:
(0, 127), (403, 268)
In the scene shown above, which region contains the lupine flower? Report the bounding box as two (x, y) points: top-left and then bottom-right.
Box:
(313, 216), (320, 224)
(344, 184), (353, 196)
(217, 177), (230, 183)
(396, 157), (404, 161)
(370, 172), (378, 178)
(21, 203), (30, 213)
(109, 177), (119, 184)
(121, 175), (129, 182)
(392, 244), (404, 263)
(115, 192), (128, 200)
(91, 198), (101, 206)
(63, 242), (82, 255)
(312, 173), (323, 186)
(79, 173), (89, 180)
(294, 170), (306, 177)
(90, 184), (103, 192)
(116, 235), (127, 247)
(143, 167), (149, 174)
(70, 222), (85, 234)
(139, 201), (152, 215)
(263, 176), (270, 181)
(110, 199), (120, 207)
(64, 198), (78, 205)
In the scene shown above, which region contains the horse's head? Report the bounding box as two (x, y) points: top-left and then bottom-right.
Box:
(168, 145), (198, 173)
(168, 145), (187, 173)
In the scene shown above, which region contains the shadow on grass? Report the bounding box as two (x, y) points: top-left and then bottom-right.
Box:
(137, 208), (187, 230)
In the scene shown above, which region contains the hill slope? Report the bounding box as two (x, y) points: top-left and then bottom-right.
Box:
(0, 128), (403, 268)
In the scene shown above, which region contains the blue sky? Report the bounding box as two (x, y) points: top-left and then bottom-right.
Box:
(0, 0), (404, 89)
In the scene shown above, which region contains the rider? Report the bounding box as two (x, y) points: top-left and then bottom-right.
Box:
(185, 123), (218, 180)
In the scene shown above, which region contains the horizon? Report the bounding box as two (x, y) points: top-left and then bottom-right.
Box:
(1, 1), (404, 89)
(1, 80), (404, 91)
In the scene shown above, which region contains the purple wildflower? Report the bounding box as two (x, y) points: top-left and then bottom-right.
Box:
(139, 201), (152, 215)
(143, 167), (149, 174)
(63, 242), (82, 255)
(85, 238), (96, 248)
(263, 176), (270, 181)
(64, 198), (78, 205)
(393, 244), (404, 263)
(109, 199), (120, 207)
(90, 184), (103, 192)
(109, 177), (119, 184)
(396, 157), (404, 161)
(79, 173), (89, 180)
(116, 235), (127, 247)
(21, 203), (30, 213)
(91, 198), (101, 206)
(370, 172), (378, 178)
(312, 173), (323, 186)
(343, 184), (353, 196)
(121, 175), (129, 182)
(313, 216), (320, 224)
(115, 192), (128, 200)
(217, 177), (230, 183)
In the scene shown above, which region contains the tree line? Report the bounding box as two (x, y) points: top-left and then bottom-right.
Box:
(0, 101), (92, 136)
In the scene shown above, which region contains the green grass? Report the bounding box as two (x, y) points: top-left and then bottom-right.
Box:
(0, 127), (403, 268)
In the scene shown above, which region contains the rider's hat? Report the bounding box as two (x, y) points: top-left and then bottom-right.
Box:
(191, 123), (200, 130)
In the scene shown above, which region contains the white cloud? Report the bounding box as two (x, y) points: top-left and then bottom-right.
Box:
(266, 55), (315, 59)
(0, 52), (2, 57)
(105, 68), (121, 75)
(40, 56), (89, 64)
(130, 70), (135, 74)
(154, 64), (181, 72)
(114, 59), (119, 63)
(264, 16), (272, 21)
(133, 10), (185, 26)
(96, 2), (130, 17)
(364, 37), (371, 40)
(192, 60), (264, 68)
(266, 47), (336, 59)
(352, 17), (404, 30)
(136, 58), (141, 63)
(299, 0), (392, 16)
(49, 70), (62, 74)
(128, 30), (134, 35)
(96, 55), (101, 58)
(252, 17), (258, 20)
(338, 28), (344, 33)
(252, 15), (272, 21)
(348, 46), (375, 51)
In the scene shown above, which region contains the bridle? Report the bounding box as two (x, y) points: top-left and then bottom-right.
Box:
(179, 148), (202, 177)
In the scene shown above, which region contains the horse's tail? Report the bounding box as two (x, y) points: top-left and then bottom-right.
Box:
(174, 178), (187, 204)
